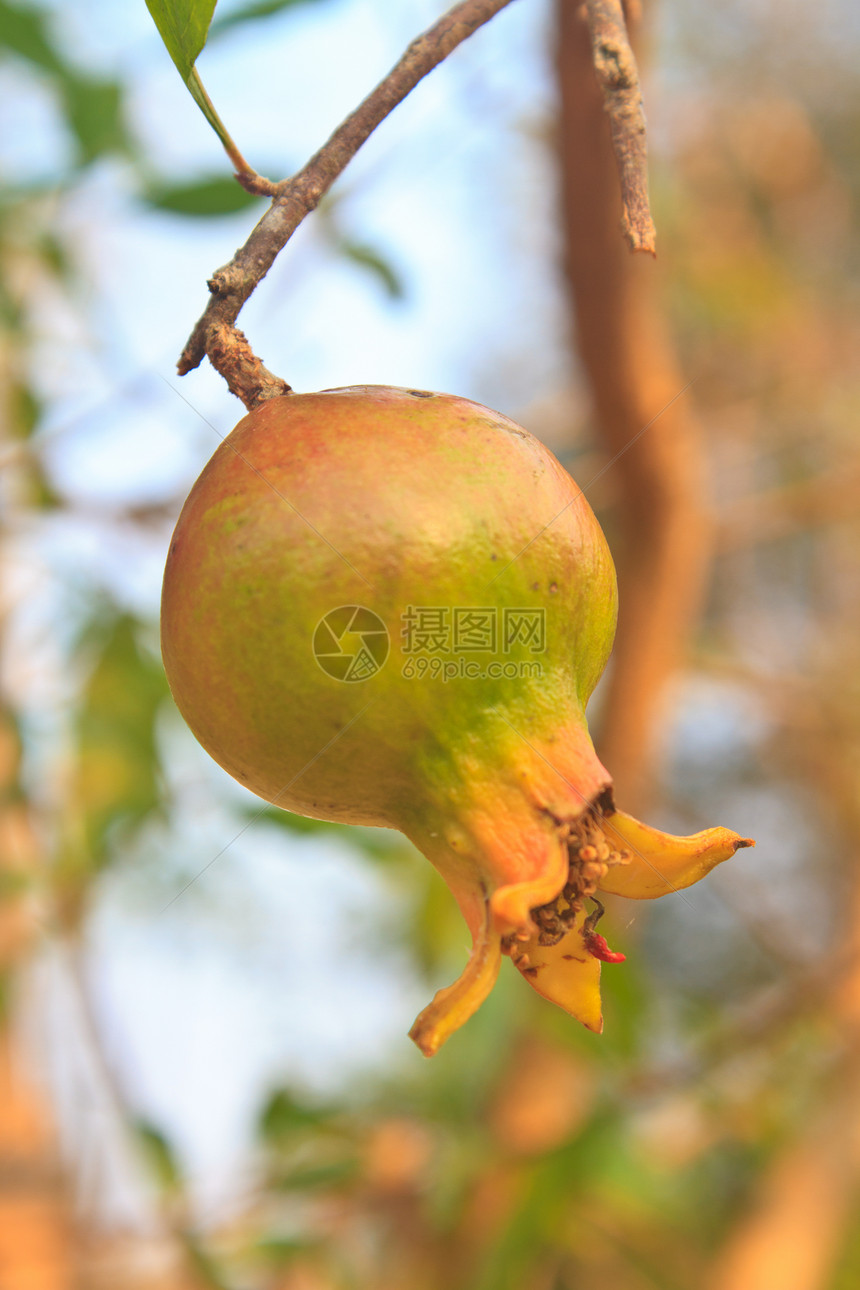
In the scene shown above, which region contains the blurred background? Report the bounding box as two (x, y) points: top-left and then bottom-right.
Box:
(1, 0), (859, 1286)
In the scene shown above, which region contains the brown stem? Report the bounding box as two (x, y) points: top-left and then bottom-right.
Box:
(188, 66), (271, 192)
(206, 323), (291, 408)
(557, 0), (710, 813)
(583, 0), (656, 253)
(178, 0), (518, 394)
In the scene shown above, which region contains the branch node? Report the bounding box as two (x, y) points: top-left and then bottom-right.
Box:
(235, 171), (278, 197)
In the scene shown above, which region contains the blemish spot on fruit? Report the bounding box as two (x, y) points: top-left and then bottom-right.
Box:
(494, 419), (529, 440)
(532, 581), (540, 591)
(549, 582), (558, 593)
(407, 389), (434, 398)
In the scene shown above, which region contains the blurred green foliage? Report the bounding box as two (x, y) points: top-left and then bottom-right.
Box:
(0, 0), (132, 164)
(145, 175), (266, 215)
(210, 0), (334, 38)
(73, 612), (168, 860)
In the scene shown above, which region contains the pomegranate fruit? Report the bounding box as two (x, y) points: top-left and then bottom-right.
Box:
(161, 386), (753, 1055)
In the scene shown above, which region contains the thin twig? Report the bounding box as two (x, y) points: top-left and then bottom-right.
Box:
(178, 0), (518, 394)
(583, 0), (656, 253)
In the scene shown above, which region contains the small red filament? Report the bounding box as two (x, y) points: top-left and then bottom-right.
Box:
(583, 931), (626, 963)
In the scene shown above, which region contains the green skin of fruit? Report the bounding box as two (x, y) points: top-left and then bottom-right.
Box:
(161, 386), (618, 945)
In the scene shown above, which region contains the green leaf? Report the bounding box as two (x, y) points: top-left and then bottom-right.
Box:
(471, 1111), (628, 1290)
(410, 865), (466, 976)
(275, 1158), (358, 1191)
(145, 0), (217, 81)
(0, 5), (129, 170)
(258, 1088), (331, 1141)
(26, 461), (62, 511)
(250, 806), (339, 837)
(182, 1235), (233, 1290)
(254, 1237), (317, 1268)
(248, 805), (411, 865)
(0, 870), (30, 901)
(0, 0), (64, 73)
(144, 175), (263, 216)
(72, 613), (168, 864)
(135, 1121), (183, 1192)
(146, 3), (253, 172)
(60, 76), (129, 165)
(8, 382), (41, 440)
(338, 238), (405, 300)
(37, 232), (72, 282)
(210, 0), (331, 38)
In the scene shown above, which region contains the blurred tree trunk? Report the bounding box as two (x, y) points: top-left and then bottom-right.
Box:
(707, 733), (860, 1290)
(705, 1091), (859, 1290)
(556, 0), (711, 814)
(0, 710), (76, 1290)
(0, 1034), (77, 1290)
(705, 952), (860, 1288)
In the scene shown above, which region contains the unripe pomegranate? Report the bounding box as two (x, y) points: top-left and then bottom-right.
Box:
(161, 386), (752, 1055)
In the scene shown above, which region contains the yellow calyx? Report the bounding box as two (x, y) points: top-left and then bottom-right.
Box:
(598, 811), (755, 900)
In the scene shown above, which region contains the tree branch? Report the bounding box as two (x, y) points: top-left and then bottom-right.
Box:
(583, 0), (656, 253)
(557, 0), (708, 813)
(178, 0), (518, 396)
